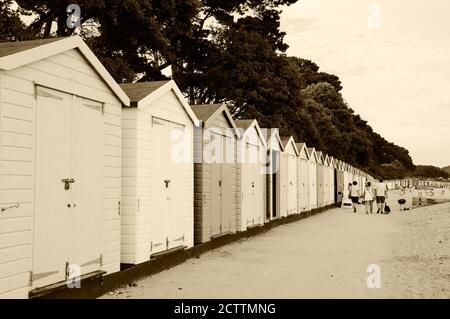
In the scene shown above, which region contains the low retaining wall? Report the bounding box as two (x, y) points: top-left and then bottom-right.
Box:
(31, 203), (339, 299)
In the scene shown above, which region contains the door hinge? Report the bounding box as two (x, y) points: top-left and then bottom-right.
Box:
(166, 237), (169, 250)
(174, 235), (185, 242)
(150, 241), (153, 252)
(65, 261), (70, 280)
(118, 201), (121, 216)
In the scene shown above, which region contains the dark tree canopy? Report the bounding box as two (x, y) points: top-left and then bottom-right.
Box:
(1, 0), (425, 179)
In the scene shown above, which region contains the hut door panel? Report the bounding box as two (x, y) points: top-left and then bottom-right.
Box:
(248, 143), (263, 226)
(210, 132), (223, 237)
(288, 155), (297, 215)
(210, 162), (221, 236)
(220, 136), (233, 233)
(167, 122), (186, 249)
(279, 154), (288, 217)
(272, 151), (280, 218)
(70, 97), (103, 274)
(151, 118), (171, 253)
(33, 89), (72, 289)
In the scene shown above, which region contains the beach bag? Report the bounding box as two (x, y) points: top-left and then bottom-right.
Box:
(384, 205), (391, 214)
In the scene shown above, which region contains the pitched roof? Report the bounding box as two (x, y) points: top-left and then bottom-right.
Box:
(191, 104), (223, 121)
(0, 37), (64, 58)
(119, 81), (170, 103)
(296, 142), (307, 150)
(235, 119), (267, 148)
(280, 136), (299, 155)
(265, 129), (284, 151)
(0, 36), (129, 105)
(191, 103), (240, 137)
(280, 137), (291, 146)
(235, 119), (254, 131)
(296, 143), (309, 160)
(120, 80), (198, 125)
(307, 147), (320, 163)
(307, 147), (315, 156)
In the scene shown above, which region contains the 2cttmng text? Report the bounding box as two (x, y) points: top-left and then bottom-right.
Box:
(174, 303), (276, 317)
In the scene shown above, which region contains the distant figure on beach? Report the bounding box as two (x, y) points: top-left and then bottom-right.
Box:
(398, 198), (406, 210)
(350, 181), (360, 213)
(363, 182), (375, 214)
(375, 179), (388, 214)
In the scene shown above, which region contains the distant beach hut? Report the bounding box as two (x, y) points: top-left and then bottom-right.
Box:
(296, 143), (310, 212)
(191, 104), (240, 244)
(316, 151), (326, 208)
(235, 119), (267, 231)
(265, 129), (285, 221)
(307, 147), (319, 210)
(281, 137), (300, 216)
(119, 80), (198, 264)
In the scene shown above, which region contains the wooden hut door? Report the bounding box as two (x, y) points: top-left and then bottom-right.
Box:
(288, 154), (297, 215)
(167, 122), (186, 249)
(210, 132), (223, 237)
(279, 153), (288, 217)
(151, 117), (171, 253)
(33, 88), (72, 289)
(220, 136), (234, 233)
(33, 89), (103, 289)
(70, 97), (103, 275)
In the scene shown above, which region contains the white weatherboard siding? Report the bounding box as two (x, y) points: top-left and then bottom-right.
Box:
(323, 162), (330, 206)
(308, 160), (317, 210)
(121, 90), (194, 265)
(0, 49), (122, 298)
(238, 127), (266, 231)
(283, 142), (298, 216)
(297, 158), (309, 213)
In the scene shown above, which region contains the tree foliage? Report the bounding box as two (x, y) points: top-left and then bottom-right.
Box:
(410, 166), (449, 179)
(1, 0), (422, 178)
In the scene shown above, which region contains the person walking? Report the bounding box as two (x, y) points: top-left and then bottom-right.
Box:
(363, 182), (375, 214)
(350, 181), (360, 213)
(375, 179), (388, 214)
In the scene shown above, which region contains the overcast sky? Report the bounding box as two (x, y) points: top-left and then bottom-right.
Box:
(280, 0), (450, 167)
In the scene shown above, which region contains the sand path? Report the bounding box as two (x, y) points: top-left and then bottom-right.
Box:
(102, 190), (450, 299)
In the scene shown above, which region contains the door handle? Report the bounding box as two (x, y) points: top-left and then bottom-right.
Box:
(62, 178), (75, 190)
(164, 180), (170, 188)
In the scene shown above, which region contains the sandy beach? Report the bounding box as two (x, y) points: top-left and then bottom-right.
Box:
(102, 190), (450, 299)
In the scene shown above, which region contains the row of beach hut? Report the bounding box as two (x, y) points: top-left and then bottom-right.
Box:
(0, 36), (373, 298)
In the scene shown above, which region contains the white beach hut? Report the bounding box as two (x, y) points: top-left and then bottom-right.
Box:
(296, 143), (310, 213)
(265, 129), (285, 221)
(316, 151), (325, 208)
(191, 104), (240, 244)
(327, 156), (336, 205)
(342, 163), (353, 208)
(119, 80), (198, 264)
(335, 159), (345, 203)
(235, 119), (267, 231)
(307, 147), (319, 210)
(0, 36), (129, 297)
(281, 137), (299, 216)
(323, 154), (331, 206)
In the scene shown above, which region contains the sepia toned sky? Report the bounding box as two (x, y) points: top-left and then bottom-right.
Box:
(281, 0), (450, 167)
